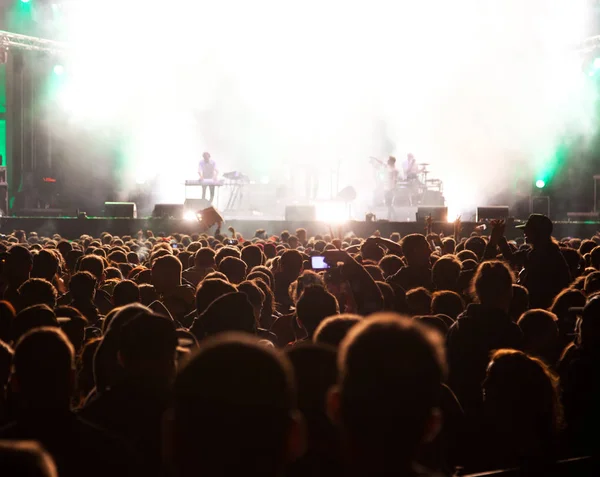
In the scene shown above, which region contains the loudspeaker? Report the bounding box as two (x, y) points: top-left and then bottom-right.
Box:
(199, 206), (225, 229)
(104, 202), (137, 218)
(153, 203), (183, 219)
(476, 206), (509, 222)
(285, 205), (316, 221)
(416, 206), (448, 222)
(184, 198), (211, 212)
(531, 196), (550, 217)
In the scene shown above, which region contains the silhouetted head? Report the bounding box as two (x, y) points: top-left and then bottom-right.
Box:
(332, 313), (446, 471)
(218, 256), (247, 285)
(170, 334), (303, 477)
(13, 327), (74, 409)
(432, 255), (461, 291)
(313, 314), (362, 348)
(483, 349), (562, 438)
(296, 286), (339, 338)
(401, 234), (431, 268)
(471, 261), (514, 312)
(18, 279), (58, 310)
(431, 290), (464, 320)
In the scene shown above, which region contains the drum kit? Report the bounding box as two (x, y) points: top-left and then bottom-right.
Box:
(371, 158), (444, 207)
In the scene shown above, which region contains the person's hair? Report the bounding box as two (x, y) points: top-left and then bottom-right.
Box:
(172, 333), (297, 477)
(253, 278), (276, 329)
(55, 305), (88, 352)
(214, 246), (241, 267)
(237, 280), (265, 318)
(194, 248), (215, 268)
(296, 286), (339, 337)
(584, 271), (600, 295)
(406, 287), (433, 316)
(378, 255), (403, 279)
(517, 309), (558, 357)
(337, 313), (446, 465)
(401, 234), (430, 266)
(118, 311), (177, 374)
(12, 305), (58, 344)
(456, 249), (478, 263)
(218, 256), (248, 285)
(465, 236), (486, 260)
(251, 265), (275, 288)
(31, 249), (59, 280)
(69, 271), (97, 302)
(112, 280), (140, 307)
(13, 327), (74, 406)
(432, 255), (461, 291)
(484, 349), (563, 438)
(431, 290), (464, 320)
(471, 260), (514, 306)
(579, 239), (597, 256)
(18, 278), (58, 310)
(364, 264), (384, 282)
(285, 343), (337, 450)
(313, 314), (362, 348)
(78, 255), (105, 280)
(509, 284), (529, 321)
(0, 340), (13, 387)
(195, 278), (237, 315)
(241, 245), (264, 269)
(152, 255), (182, 280)
(549, 288), (586, 321)
(0, 301), (16, 343)
(280, 250), (304, 276)
(290, 270), (324, 303)
(0, 440), (58, 477)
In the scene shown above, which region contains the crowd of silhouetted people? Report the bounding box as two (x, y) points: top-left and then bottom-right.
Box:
(0, 215), (598, 477)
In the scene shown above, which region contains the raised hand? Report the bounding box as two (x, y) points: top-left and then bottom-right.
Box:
(489, 219), (506, 245)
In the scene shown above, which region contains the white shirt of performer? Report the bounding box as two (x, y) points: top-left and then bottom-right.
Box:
(403, 154), (419, 179)
(198, 152), (217, 180)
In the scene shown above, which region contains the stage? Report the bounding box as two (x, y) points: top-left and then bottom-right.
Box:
(1, 216), (599, 241)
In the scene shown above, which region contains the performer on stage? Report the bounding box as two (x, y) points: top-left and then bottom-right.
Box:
(403, 153), (419, 180)
(198, 152), (218, 202)
(404, 153), (420, 206)
(385, 156), (399, 220)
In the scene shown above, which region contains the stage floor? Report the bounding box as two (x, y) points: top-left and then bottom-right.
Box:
(1, 215), (599, 241)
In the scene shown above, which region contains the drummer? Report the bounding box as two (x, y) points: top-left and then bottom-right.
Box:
(403, 153), (421, 206)
(403, 153), (420, 181)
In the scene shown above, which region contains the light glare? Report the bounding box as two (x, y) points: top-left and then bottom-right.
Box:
(183, 210), (197, 222)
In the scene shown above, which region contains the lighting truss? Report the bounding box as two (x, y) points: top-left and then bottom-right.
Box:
(0, 29), (69, 55)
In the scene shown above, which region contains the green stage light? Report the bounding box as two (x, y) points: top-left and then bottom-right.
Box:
(535, 179), (546, 189)
(20, 0), (31, 3)
(53, 65), (64, 75)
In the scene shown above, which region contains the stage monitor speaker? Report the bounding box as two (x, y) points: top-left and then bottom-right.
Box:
(153, 203), (183, 219)
(476, 206), (509, 222)
(285, 205), (316, 221)
(184, 198), (211, 211)
(416, 206), (448, 222)
(531, 196), (550, 217)
(104, 202), (137, 218)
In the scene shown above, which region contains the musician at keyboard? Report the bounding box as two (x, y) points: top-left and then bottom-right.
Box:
(198, 152), (218, 202)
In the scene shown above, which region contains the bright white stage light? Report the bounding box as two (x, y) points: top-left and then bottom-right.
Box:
(183, 210), (197, 222)
(316, 201), (348, 224)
